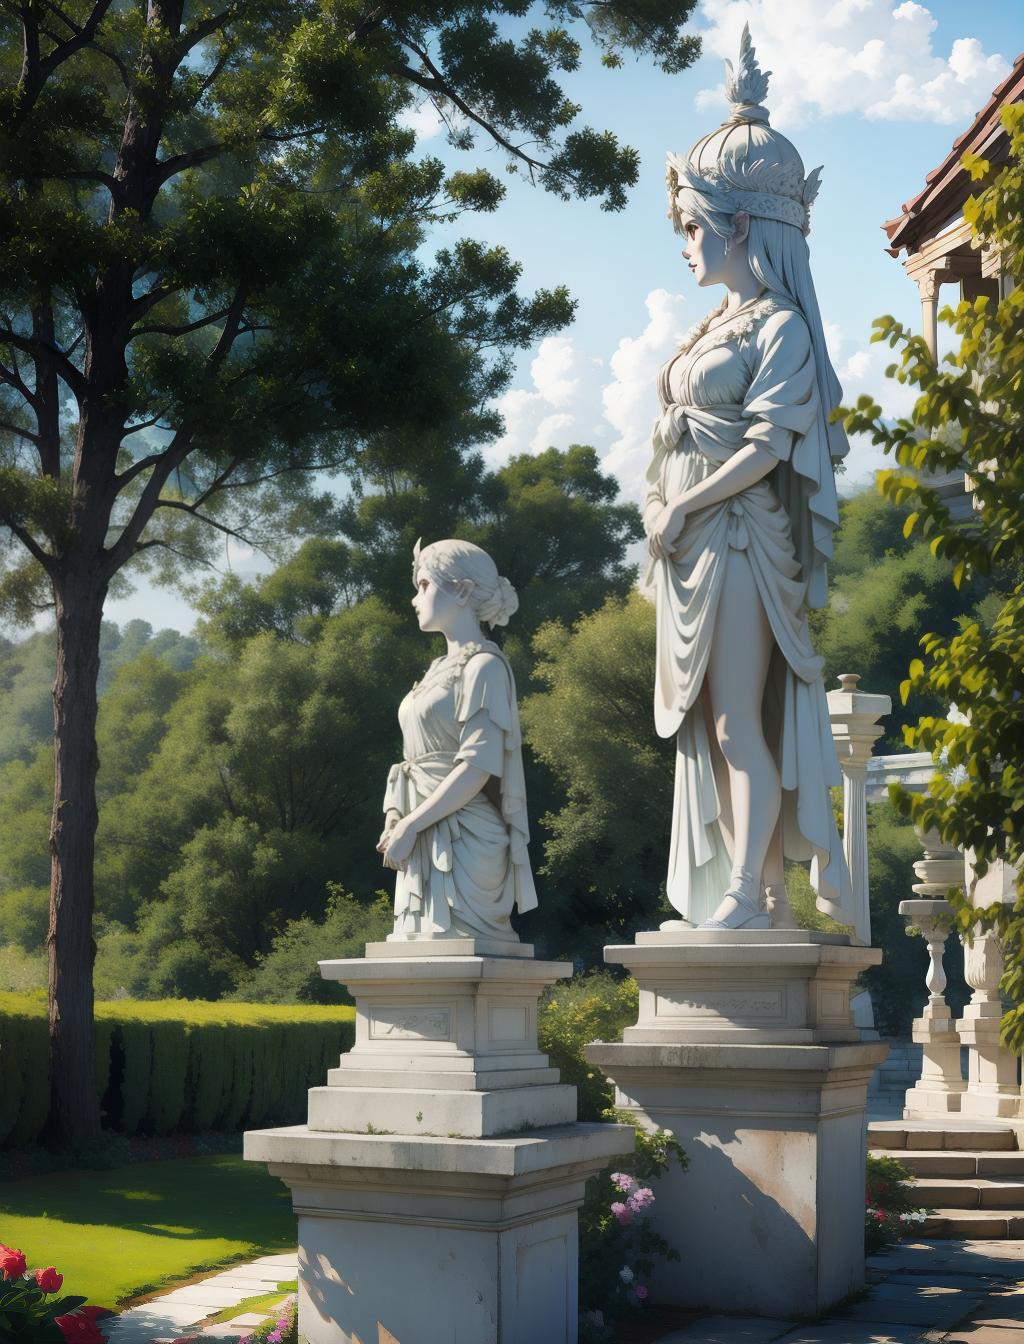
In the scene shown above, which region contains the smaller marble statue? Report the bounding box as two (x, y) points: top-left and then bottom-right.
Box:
(378, 539), (537, 941)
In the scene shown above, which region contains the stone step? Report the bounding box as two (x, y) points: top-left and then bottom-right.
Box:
(921, 1206), (1024, 1238)
(868, 1122), (1016, 1152)
(870, 1148), (1024, 1178)
(910, 1177), (1024, 1209)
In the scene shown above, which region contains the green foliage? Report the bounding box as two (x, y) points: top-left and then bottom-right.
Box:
(836, 104), (1024, 1050)
(538, 971), (638, 1121)
(865, 1154), (929, 1254)
(232, 888), (392, 1005)
(578, 1120), (686, 1337)
(0, 621), (198, 768)
(0, 993), (354, 1147)
(811, 490), (998, 749)
(523, 592), (672, 950)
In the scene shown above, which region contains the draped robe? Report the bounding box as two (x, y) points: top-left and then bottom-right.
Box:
(384, 642), (537, 939)
(644, 297), (853, 928)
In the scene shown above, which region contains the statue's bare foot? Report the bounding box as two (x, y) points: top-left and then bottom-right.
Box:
(699, 869), (770, 930)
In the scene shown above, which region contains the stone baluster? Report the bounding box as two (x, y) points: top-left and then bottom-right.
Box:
(827, 673), (891, 946)
(899, 893), (966, 1117)
(959, 854), (1021, 1118)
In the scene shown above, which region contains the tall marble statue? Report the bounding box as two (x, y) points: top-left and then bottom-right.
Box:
(378, 538), (537, 941)
(645, 26), (853, 933)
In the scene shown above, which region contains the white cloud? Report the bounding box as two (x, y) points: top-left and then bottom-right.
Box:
(483, 292), (691, 498)
(483, 335), (602, 469)
(397, 98), (447, 142)
(695, 0), (1009, 127)
(600, 290), (690, 499)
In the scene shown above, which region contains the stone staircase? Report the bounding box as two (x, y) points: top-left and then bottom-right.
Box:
(870, 1119), (1024, 1238)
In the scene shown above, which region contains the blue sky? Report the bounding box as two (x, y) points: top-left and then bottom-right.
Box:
(103, 0), (1023, 635)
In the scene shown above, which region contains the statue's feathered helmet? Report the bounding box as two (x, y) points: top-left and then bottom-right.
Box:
(668, 25), (822, 237)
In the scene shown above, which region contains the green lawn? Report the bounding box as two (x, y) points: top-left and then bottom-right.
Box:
(0, 1154), (295, 1308)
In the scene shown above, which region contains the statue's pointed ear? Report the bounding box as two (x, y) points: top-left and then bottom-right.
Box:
(732, 210), (750, 245)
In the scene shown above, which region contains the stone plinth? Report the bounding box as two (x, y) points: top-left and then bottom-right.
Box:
(247, 939), (635, 1344)
(310, 943), (576, 1137)
(621, 929), (874, 1045)
(245, 1124), (627, 1344)
(586, 930), (887, 1319)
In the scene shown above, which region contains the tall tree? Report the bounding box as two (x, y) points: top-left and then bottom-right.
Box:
(839, 104), (1024, 1047)
(0, 0), (700, 1140)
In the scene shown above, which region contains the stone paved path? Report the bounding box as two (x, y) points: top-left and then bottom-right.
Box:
(654, 1239), (1024, 1344)
(102, 1252), (298, 1344)
(98, 1239), (1023, 1343)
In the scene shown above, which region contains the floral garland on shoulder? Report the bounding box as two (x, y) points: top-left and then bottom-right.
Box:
(413, 642), (484, 695)
(678, 293), (783, 358)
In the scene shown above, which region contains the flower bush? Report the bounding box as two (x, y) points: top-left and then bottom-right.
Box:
(579, 1118), (687, 1341)
(865, 1154), (930, 1254)
(0, 1243), (112, 1342)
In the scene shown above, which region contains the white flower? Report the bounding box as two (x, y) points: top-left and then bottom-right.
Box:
(619, 1266), (634, 1284)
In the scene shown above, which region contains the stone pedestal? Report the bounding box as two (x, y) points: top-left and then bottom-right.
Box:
(586, 930), (886, 1319)
(899, 898), (967, 1117)
(246, 939), (633, 1344)
(245, 1124), (625, 1344)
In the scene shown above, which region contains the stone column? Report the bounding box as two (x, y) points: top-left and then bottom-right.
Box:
(245, 939), (633, 1344)
(586, 930), (886, 1319)
(959, 855), (1022, 1119)
(916, 270), (941, 358)
(899, 896), (966, 1117)
(827, 673), (891, 946)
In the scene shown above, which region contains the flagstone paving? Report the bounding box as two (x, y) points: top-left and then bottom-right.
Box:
(102, 1253), (298, 1344)
(654, 1239), (1024, 1343)
(99, 1240), (1022, 1343)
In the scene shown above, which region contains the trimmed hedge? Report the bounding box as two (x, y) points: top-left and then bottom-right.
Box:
(0, 992), (355, 1147)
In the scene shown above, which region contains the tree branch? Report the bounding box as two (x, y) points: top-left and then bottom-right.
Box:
(155, 141), (224, 187)
(0, 327), (86, 403)
(0, 417), (41, 445)
(11, 0), (115, 129)
(395, 37), (547, 178)
(104, 429), (195, 573)
(129, 306), (232, 341)
(153, 496), (256, 546)
(0, 509), (55, 571)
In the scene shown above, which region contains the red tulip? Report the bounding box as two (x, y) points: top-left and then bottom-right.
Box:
(0, 1245), (27, 1280)
(35, 1266), (64, 1293)
(55, 1306), (108, 1343)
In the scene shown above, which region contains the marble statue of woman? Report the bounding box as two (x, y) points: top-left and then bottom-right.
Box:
(645, 26), (853, 933)
(377, 539), (537, 942)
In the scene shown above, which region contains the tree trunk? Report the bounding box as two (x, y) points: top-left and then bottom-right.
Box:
(46, 566), (107, 1146)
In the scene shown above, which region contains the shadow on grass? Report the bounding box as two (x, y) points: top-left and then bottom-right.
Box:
(0, 1153), (293, 1245)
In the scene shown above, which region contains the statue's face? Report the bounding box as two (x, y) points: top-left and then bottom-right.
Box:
(679, 214), (728, 288)
(412, 571), (462, 634)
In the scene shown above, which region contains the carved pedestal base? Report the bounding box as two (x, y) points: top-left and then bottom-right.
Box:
(309, 941), (577, 1137)
(587, 931), (886, 1319)
(246, 939), (634, 1344)
(245, 1125), (625, 1344)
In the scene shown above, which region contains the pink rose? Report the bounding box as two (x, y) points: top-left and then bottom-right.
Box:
(610, 1201), (633, 1226)
(635, 1285), (648, 1301)
(0, 1246), (26, 1280)
(610, 1172), (635, 1194)
(35, 1266), (64, 1293)
(627, 1186), (655, 1213)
